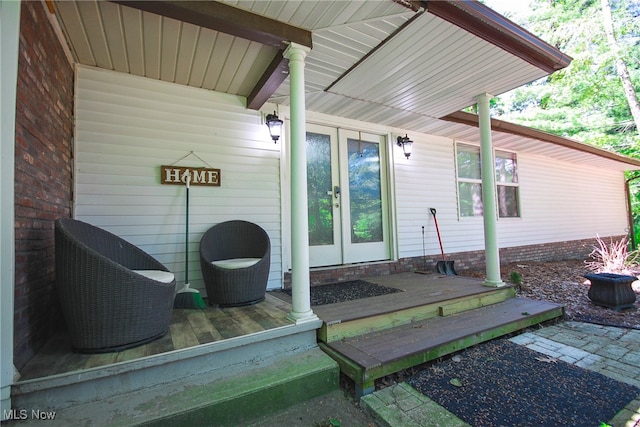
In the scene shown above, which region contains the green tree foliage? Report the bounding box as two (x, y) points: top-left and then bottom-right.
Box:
(494, 0), (639, 154)
(491, 0), (640, 244)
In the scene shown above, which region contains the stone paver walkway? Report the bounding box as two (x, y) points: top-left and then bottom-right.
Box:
(362, 383), (469, 427)
(362, 321), (640, 427)
(510, 321), (640, 388)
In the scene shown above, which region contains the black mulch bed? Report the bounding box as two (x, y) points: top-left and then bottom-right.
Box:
(282, 280), (402, 306)
(407, 339), (639, 427)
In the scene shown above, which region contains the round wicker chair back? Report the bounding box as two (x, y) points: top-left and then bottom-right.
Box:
(200, 220), (271, 307)
(55, 218), (175, 353)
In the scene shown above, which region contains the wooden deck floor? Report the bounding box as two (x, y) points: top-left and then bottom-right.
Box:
(18, 293), (293, 381)
(314, 273), (497, 324)
(18, 272), (521, 383)
(271, 272), (505, 323)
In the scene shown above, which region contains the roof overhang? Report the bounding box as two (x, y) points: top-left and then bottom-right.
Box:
(423, 1), (571, 74)
(47, 0), (636, 171)
(51, 0), (568, 117)
(439, 111), (640, 171)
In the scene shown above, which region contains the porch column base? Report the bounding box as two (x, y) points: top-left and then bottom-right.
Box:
(483, 279), (506, 288)
(286, 310), (320, 325)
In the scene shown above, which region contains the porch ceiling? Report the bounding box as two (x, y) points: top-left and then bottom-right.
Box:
(50, 0), (638, 170)
(50, 0), (552, 122)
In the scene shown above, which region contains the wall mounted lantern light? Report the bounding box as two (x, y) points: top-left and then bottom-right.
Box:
(396, 134), (413, 159)
(265, 111), (283, 143)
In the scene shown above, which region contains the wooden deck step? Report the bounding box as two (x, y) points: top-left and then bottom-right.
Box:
(319, 297), (564, 398)
(13, 319), (324, 414)
(13, 348), (338, 426)
(315, 282), (516, 343)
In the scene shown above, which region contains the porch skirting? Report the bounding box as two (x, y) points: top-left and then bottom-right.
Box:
(283, 236), (615, 288)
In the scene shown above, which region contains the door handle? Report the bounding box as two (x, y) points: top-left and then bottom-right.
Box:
(332, 186), (341, 208)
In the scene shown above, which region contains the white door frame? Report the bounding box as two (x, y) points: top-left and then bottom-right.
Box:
(307, 124), (342, 266)
(307, 124), (392, 267)
(338, 128), (391, 264)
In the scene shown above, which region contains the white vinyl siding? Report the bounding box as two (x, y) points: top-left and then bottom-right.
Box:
(395, 140), (628, 259)
(498, 153), (627, 246)
(394, 134), (466, 259)
(74, 65), (630, 288)
(74, 65), (282, 292)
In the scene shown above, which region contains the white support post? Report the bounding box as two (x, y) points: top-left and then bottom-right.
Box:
(476, 93), (505, 287)
(1, 0), (21, 419)
(284, 43), (318, 324)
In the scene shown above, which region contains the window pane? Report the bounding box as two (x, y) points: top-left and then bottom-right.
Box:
(348, 138), (383, 243)
(497, 185), (519, 217)
(457, 145), (481, 179)
(458, 182), (483, 216)
(495, 151), (518, 184)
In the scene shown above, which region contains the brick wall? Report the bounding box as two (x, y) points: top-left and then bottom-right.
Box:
(284, 236), (614, 288)
(14, 2), (74, 370)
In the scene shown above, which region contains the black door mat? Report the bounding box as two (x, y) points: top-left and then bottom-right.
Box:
(282, 280), (403, 306)
(407, 338), (639, 427)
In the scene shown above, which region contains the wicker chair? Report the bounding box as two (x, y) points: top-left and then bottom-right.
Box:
(55, 218), (175, 353)
(200, 220), (271, 307)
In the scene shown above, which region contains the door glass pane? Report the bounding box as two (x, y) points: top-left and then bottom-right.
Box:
(347, 138), (383, 243)
(307, 132), (334, 246)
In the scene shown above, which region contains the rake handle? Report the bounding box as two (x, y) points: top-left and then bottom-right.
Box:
(185, 175), (190, 284)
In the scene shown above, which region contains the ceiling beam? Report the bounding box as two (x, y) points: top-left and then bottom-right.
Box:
(247, 51), (289, 110)
(110, 1), (313, 109)
(110, 1), (312, 49)
(326, 10), (424, 93)
(424, 0), (571, 74)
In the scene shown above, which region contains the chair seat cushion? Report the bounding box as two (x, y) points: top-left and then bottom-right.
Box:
(211, 258), (261, 270)
(133, 270), (175, 284)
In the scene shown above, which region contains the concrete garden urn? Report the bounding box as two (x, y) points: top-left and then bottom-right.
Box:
(584, 273), (638, 311)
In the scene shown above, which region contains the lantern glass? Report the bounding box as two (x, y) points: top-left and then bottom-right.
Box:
(266, 112), (283, 142)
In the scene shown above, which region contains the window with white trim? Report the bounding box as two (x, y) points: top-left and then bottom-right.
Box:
(456, 144), (520, 218)
(456, 144), (483, 217)
(495, 150), (520, 218)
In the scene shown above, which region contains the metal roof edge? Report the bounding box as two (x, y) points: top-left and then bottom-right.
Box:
(424, 0), (572, 74)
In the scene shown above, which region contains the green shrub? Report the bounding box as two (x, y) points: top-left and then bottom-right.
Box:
(509, 271), (522, 286)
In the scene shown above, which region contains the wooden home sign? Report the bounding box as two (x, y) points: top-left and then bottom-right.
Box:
(161, 166), (221, 186)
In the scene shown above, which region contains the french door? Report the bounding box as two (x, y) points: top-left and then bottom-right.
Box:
(306, 124), (390, 267)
